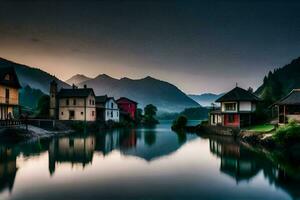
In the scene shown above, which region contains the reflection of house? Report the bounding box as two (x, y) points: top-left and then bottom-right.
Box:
(209, 137), (260, 182)
(0, 147), (18, 193)
(48, 136), (95, 175)
(116, 97), (137, 120)
(96, 95), (120, 122)
(0, 67), (21, 120)
(50, 81), (96, 121)
(209, 87), (261, 128)
(273, 89), (300, 124)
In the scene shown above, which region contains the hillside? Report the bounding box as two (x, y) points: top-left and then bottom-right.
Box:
(66, 74), (91, 85)
(75, 74), (199, 112)
(189, 93), (223, 107)
(256, 56), (300, 104)
(0, 57), (69, 94)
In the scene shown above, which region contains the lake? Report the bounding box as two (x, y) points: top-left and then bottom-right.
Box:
(0, 120), (299, 200)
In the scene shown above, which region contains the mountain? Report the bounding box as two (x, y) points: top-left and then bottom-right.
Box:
(79, 74), (200, 112)
(66, 74), (91, 86)
(189, 93), (223, 107)
(19, 85), (45, 110)
(0, 57), (69, 94)
(256, 56), (300, 104)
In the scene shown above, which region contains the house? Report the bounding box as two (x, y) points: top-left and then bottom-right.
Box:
(0, 67), (21, 120)
(116, 97), (137, 120)
(95, 95), (120, 122)
(49, 81), (96, 121)
(273, 89), (300, 124)
(209, 87), (261, 128)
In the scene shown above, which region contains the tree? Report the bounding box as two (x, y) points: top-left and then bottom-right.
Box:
(35, 95), (50, 118)
(143, 104), (159, 125)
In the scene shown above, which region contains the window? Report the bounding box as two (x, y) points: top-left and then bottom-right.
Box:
(92, 111), (95, 116)
(81, 112), (83, 115)
(111, 111), (113, 118)
(4, 74), (10, 80)
(69, 139), (74, 147)
(224, 103), (236, 111)
(66, 99), (69, 106)
(89, 99), (92, 105)
(228, 115), (235, 123)
(73, 99), (76, 105)
(61, 112), (64, 115)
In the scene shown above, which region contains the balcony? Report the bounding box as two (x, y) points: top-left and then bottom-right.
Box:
(0, 97), (19, 105)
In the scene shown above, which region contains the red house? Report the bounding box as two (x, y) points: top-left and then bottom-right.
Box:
(209, 87), (261, 128)
(116, 97), (138, 120)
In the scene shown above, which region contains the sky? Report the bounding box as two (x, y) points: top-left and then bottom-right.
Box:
(0, 0), (300, 94)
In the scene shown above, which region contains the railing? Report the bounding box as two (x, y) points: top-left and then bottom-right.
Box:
(0, 119), (23, 127)
(0, 97), (18, 105)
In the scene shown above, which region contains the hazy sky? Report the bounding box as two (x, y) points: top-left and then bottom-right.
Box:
(1, 0), (300, 94)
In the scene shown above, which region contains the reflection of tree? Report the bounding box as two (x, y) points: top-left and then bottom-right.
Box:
(207, 135), (300, 199)
(0, 146), (18, 193)
(48, 136), (95, 175)
(144, 131), (156, 146)
(175, 131), (187, 145)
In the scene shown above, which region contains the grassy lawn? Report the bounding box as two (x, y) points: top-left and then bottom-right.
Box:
(245, 124), (275, 132)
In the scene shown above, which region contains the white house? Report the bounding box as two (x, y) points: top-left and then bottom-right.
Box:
(96, 95), (120, 122)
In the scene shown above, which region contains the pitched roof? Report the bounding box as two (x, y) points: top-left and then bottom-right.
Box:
(116, 97), (138, 105)
(57, 88), (95, 98)
(216, 87), (261, 102)
(0, 67), (21, 88)
(274, 89), (300, 105)
(95, 95), (108, 103)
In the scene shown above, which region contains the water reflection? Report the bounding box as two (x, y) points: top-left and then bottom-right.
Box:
(0, 146), (17, 193)
(49, 136), (96, 175)
(0, 122), (300, 200)
(208, 135), (300, 199)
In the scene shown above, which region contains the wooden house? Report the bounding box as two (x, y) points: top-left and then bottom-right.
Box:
(0, 67), (21, 120)
(209, 87), (261, 128)
(95, 95), (120, 122)
(50, 81), (96, 121)
(116, 97), (137, 120)
(273, 89), (300, 124)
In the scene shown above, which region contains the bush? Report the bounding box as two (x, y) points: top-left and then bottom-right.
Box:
(273, 120), (300, 146)
(171, 115), (188, 131)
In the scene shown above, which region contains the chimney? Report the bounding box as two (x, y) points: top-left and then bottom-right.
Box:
(84, 84), (87, 89)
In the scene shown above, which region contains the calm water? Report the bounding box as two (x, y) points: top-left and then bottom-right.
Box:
(0, 120), (300, 200)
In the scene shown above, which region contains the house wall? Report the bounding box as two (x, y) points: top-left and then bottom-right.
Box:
(58, 94), (96, 121)
(117, 99), (137, 120)
(0, 85), (19, 105)
(104, 99), (119, 122)
(239, 101), (252, 112)
(286, 115), (300, 123)
(224, 114), (240, 127)
(210, 114), (222, 126)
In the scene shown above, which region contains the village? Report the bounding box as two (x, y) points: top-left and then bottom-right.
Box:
(0, 64), (299, 148)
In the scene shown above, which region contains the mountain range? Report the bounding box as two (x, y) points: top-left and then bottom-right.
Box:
(75, 74), (200, 112)
(0, 57), (199, 113)
(188, 93), (223, 107)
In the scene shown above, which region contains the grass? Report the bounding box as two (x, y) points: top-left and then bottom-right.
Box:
(245, 124), (275, 132)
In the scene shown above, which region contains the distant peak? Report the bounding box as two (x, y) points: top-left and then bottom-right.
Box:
(95, 74), (117, 80)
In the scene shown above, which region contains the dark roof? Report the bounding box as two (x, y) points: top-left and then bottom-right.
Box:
(116, 97), (138, 105)
(0, 67), (21, 88)
(274, 89), (300, 105)
(96, 95), (108, 103)
(216, 87), (261, 102)
(57, 88), (95, 98)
